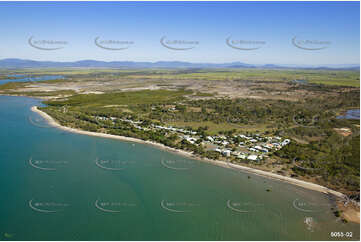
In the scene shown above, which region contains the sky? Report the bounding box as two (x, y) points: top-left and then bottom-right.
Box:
(0, 1), (359, 66)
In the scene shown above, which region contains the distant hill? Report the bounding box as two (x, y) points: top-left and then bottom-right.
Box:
(0, 58), (359, 70)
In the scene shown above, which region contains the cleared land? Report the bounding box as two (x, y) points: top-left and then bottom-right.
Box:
(0, 69), (359, 99)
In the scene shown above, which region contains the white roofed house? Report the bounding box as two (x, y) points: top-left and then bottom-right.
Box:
(206, 136), (214, 142)
(221, 140), (229, 146)
(231, 151), (241, 156)
(222, 149), (231, 157)
(184, 136), (198, 144)
(247, 154), (258, 161)
(281, 139), (290, 146)
(214, 148), (222, 153)
(255, 145), (269, 153)
(261, 148), (269, 153)
(237, 154), (247, 159)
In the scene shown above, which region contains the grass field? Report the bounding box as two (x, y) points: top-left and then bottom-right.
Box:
(112, 69), (360, 87)
(1, 68), (359, 87)
(44, 89), (192, 107)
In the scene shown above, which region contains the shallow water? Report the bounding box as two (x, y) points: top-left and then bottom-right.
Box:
(0, 75), (64, 85)
(293, 79), (308, 84)
(0, 95), (359, 240)
(337, 109), (360, 120)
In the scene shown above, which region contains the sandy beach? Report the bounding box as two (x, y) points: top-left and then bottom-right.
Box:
(31, 106), (346, 199)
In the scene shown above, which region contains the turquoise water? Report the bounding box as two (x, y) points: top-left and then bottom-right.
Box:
(0, 95), (359, 241)
(0, 75), (64, 85)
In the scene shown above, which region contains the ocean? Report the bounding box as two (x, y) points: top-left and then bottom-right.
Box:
(0, 95), (359, 240)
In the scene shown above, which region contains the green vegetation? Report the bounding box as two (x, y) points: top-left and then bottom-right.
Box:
(111, 69), (360, 87)
(45, 89), (192, 107)
(18, 90), (77, 97)
(1, 68), (359, 87)
(0, 68), (359, 195)
(40, 87), (360, 195)
(0, 81), (28, 90)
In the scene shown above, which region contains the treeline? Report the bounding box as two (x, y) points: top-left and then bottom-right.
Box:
(41, 88), (360, 195)
(275, 133), (360, 194)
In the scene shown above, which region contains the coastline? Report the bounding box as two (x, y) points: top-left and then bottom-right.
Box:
(31, 105), (346, 199)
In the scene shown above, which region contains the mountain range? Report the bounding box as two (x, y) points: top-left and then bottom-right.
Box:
(0, 58), (359, 70)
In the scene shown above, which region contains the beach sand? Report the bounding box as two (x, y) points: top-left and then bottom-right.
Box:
(31, 106), (346, 199)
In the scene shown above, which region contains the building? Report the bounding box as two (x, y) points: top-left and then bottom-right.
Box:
(247, 155), (258, 161)
(222, 150), (231, 157)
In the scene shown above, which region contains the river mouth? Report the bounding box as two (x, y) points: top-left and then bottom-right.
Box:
(0, 95), (359, 241)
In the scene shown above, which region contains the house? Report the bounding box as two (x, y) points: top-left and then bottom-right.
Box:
(247, 155), (258, 161)
(214, 148), (222, 153)
(221, 141), (229, 146)
(184, 136), (197, 144)
(255, 145), (268, 153)
(231, 151), (241, 156)
(222, 150), (231, 157)
(238, 154), (247, 159)
(261, 148), (269, 153)
(206, 136), (214, 142)
(281, 139), (290, 146)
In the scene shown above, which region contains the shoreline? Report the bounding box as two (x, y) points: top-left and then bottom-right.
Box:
(31, 105), (346, 199)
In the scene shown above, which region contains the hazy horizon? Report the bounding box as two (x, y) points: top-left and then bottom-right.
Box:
(0, 2), (359, 65)
(0, 58), (359, 68)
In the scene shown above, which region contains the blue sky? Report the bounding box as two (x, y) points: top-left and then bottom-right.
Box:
(0, 1), (359, 65)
